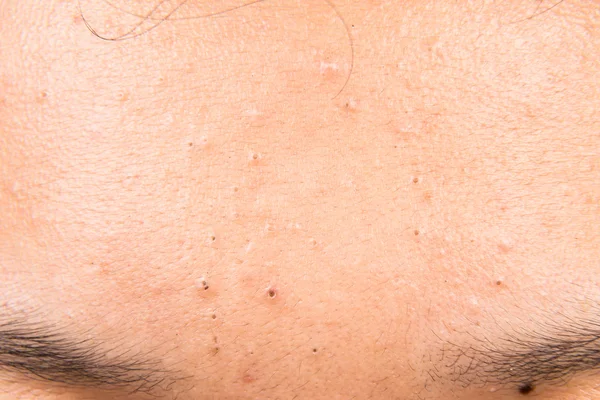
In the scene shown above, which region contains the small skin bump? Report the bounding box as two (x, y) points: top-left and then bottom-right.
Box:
(518, 382), (534, 395)
(343, 97), (359, 113)
(267, 288), (277, 299)
(195, 277), (210, 291)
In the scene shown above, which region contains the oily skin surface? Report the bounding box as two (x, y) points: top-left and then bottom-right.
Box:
(1, 0), (599, 399)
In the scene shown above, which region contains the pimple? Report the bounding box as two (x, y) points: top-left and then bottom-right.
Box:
(195, 276), (210, 291)
(498, 239), (512, 254)
(242, 373), (256, 384)
(343, 97), (359, 112)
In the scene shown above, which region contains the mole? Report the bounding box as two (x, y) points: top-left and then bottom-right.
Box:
(518, 382), (534, 395)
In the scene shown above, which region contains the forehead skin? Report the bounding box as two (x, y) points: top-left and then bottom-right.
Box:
(1, 0), (599, 399)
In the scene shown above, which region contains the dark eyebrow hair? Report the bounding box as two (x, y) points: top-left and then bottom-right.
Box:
(0, 313), (184, 396)
(435, 307), (600, 395)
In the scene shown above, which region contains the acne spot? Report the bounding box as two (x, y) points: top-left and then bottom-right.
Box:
(413, 177), (419, 184)
(414, 229), (420, 236)
(195, 277), (210, 291)
(498, 242), (511, 254)
(518, 382), (534, 395)
(343, 98), (358, 113)
(117, 91), (129, 102)
(36, 90), (48, 104)
(211, 236), (216, 241)
(267, 288), (277, 299)
(211, 347), (220, 356)
(252, 153), (259, 160)
(423, 191), (433, 202)
(242, 373), (256, 384)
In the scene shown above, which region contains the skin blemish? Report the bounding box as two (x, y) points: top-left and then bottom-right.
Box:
(312, 348), (318, 353)
(413, 177), (419, 184)
(267, 288), (277, 299)
(320, 61), (340, 75)
(195, 276), (209, 291)
(498, 242), (511, 253)
(414, 229), (420, 236)
(344, 98), (358, 112)
(518, 382), (534, 395)
(211, 314), (217, 320)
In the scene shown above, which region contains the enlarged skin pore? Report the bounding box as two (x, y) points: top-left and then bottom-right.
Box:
(1, 1), (599, 399)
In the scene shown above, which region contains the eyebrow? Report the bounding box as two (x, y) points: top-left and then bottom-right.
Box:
(0, 314), (182, 396)
(438, 311), (600, 395)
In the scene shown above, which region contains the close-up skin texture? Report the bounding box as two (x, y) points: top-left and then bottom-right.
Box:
(1, 0), (599, 399)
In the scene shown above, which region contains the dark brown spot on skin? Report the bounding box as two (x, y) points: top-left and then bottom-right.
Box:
(189, 142), (193, 147)
(496, 280), (503, 286)
(413, 177), (419, 183)
(211, 314), (217, 319)
(518, 382), (534, 395)
(211, 347), (220, 356)
(414, 230), (420, 236)
(268, 288), (276, 298)
(312, 348), (318, 353)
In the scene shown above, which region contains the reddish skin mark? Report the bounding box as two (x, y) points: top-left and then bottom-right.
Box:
(242, 373), (256, 384)
(498, 243), (511, 254)
(118, 91), (130, 102)
(423, 191), (433, 202)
